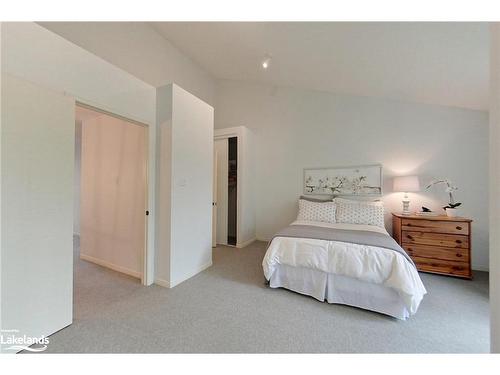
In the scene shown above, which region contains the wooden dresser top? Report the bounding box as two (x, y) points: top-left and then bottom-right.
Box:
(392, 213), (472, 222)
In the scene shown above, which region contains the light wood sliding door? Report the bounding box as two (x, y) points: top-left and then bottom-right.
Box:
(78, 105), (147, 281)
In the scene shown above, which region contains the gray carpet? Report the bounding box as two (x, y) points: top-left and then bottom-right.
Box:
(38, 236), (489, 353)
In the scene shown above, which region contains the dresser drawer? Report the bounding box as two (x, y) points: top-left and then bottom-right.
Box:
(412, 256), (471, 278)
(402, 231), (469, 248)
(393, 213), (473, 279)
(403, 243), (470, 263)
(401, 219), (469, 235)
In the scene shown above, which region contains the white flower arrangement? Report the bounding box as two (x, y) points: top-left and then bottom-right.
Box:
(426, 179), (461, 210)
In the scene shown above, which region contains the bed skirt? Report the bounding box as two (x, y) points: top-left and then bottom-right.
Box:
(268, 264), (410, 320)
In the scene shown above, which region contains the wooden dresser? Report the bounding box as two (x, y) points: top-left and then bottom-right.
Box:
(392, 213), (472, 279)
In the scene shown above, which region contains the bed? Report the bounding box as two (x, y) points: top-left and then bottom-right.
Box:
(262, 219), (427, 320)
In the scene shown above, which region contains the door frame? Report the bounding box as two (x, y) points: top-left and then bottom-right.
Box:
(75, 101), (153, 286)
(214, 139), (229, 245)
(212, 149), (218, 247)
(214, 127), (245, 247)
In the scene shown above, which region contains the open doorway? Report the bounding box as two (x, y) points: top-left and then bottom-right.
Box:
(214, 137), (238, 246)
(74, 104), (148, 283)
(227, 137), (238, 245)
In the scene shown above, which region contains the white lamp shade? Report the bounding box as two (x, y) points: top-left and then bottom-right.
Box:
(393, 175), (420, 192)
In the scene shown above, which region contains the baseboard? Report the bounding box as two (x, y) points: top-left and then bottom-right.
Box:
(154, 261), (213, 289)
(236, 237), (257, 248)
(154, 278), (170, 288)
(256, 236), (271, 243)
(169, 261), (213, 288)
(80, 253), (142, 279)
(472, 265), (489, 272)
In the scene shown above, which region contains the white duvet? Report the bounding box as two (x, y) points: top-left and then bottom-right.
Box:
(262, 220), (427, 315)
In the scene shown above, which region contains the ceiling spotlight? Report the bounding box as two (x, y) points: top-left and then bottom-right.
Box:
(262, 56), (271, 69)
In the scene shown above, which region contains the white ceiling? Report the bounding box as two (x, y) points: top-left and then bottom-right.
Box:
(152, 22), (489, 110)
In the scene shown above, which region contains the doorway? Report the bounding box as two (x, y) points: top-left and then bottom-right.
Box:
(214, 137), (238, 246)
(74, 104), (148, 282)
(227, 137), (238, 245)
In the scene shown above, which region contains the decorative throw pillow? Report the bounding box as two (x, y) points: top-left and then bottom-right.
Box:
(297, 199), (337, 224)
(334, 197), (384, 207)
(335, 199), (385, 228)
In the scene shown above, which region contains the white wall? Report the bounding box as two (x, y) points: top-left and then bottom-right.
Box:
(490, 23), (500, 353)
(38, 22), (216, 106)
(2, 23), (156, 125)
(155, 86), (173, 284)
(170, 85), (214, 285)
(215, 80), (489, 271)
(1, 74), (74, 352)
(0, 22), (4, 336)
(156, 84), (214, 287)
(74, 120), (82, 235)
(238, 127), (256, 246)
(1, 22), (157, 284)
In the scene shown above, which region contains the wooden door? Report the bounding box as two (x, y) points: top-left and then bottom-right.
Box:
(79, 106), (147, 280)
(214, 139), (228, 245)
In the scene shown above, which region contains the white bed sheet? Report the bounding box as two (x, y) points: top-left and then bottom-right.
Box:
(263, 220), (427, 318)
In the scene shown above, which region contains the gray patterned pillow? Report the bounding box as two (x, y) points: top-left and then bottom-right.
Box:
(335, 200), (385, 228)
(297, 199), (337, 223)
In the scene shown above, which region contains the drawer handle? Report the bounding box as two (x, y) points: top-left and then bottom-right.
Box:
(456, 253), (462, 258)
(456, 239), (462, 244)
(456, 226), (462, 230)
(406, 234), (413, 240)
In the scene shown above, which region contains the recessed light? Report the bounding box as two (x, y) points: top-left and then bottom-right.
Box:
(262, 56), (271, 69)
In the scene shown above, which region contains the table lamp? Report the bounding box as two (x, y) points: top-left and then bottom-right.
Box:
(393, 175), (420, 215)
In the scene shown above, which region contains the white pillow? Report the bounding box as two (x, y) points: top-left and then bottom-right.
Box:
(297, 199), (337, 224)
(335, 199), (385, 228)
(334, 197), (383, 207)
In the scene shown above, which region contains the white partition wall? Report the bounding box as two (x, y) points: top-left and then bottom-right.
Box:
(490, 23), (500, 353)
(156, 84), (214, 288)
(1, 22), (157, 285)
(1, 75), (74, 352)
(1, 22), (3, 339)
(0, 22), (158, 353)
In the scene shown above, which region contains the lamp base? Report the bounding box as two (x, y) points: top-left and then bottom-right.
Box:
(402, 199), (411, 215)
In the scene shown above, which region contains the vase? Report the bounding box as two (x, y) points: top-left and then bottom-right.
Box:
(445, 208), (458, 217)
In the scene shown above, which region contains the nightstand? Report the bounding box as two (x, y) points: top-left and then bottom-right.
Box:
(392, 213), (472, 279)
